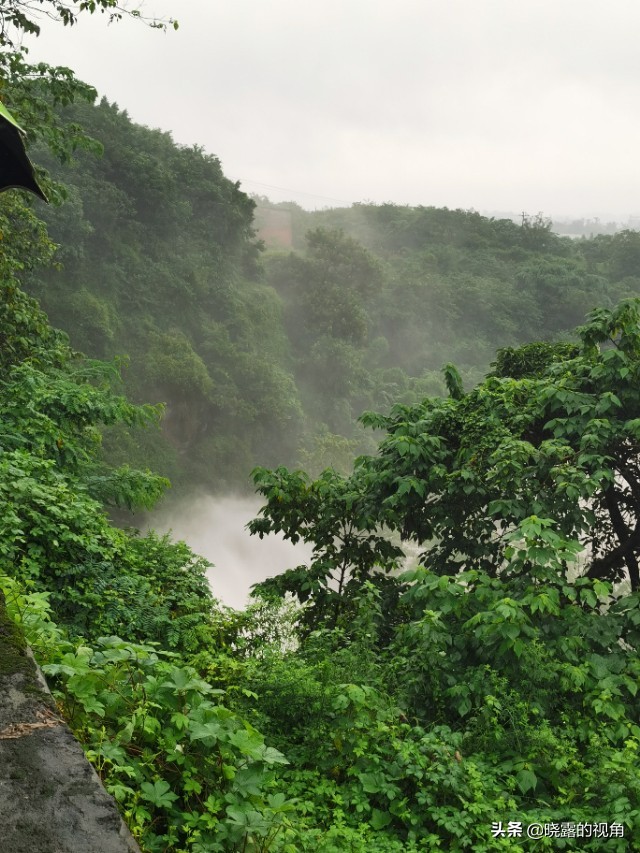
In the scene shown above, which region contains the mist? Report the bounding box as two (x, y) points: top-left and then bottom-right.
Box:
(149, 494), (313, 610)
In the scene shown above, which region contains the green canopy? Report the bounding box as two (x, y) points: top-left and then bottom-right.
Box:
(0, 102), (47, 202)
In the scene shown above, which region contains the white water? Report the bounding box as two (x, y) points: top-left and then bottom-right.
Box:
(149, 495), (313, 610)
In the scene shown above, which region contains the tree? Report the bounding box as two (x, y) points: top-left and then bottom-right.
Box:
(0, 0), (177, 186)
(247, 302), (640, 849)
(272, 227), (383, 349)
(515, 256), (606, 334)
(251, 300), (640, 630)
(365, 300), (640, 591)
(0, 0), (176, 49)
(520, 211), (559, 251)
(610, 229), (640, 281)
(249, 465), (403, 630)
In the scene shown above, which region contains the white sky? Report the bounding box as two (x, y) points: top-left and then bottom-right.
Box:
(25, 0), (640, 216)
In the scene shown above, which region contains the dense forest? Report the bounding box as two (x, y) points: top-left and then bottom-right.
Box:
(1, 4), (640, 850)
(24, 98), (640, 492)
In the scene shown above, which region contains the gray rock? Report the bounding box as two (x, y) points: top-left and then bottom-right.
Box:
(0, 593), (140, 853)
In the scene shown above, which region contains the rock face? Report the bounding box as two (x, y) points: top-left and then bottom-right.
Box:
(0, 593), (140, 853)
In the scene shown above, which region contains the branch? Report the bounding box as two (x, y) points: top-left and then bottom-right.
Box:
(615, 458), (640, 505)
(588, 487), (640, 589)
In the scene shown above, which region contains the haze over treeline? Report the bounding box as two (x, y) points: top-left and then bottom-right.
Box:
(24, 98), (640, 503)
(25, 99), (640, 610)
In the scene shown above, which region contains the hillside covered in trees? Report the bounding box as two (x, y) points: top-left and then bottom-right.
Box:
(23, 98), (640, 493)
(1, 14), (640, 848)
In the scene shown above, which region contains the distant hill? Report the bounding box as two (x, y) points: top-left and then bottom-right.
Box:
(24, 99), (640, 491)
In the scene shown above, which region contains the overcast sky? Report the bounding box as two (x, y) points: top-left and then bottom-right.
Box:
(26, 0), (640, 217)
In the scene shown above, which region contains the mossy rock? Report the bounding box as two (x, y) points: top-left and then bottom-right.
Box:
(0, 589), (27, 676)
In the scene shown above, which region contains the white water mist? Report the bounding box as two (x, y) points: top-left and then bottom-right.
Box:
(149, 494), (313, 610)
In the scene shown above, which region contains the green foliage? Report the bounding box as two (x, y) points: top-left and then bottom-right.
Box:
(442, 362), (464, 400)
(7, 30), (640, 848)
(231, 557), (640, 849)
(609, 230), (640, 281)
(386, 562), (640, 846)
(250, 465), (403, 630)
(0, 224), (300, 849)
(3, 56), (102, 177)
(43, 635), (295, 852)
(241, 302), (640, 848)
(343, 300), (640, 591)
(22, 93), (640, 493)
(0, 0), (177, 207)
(2, 570), (298, 852)
(489, 341), (580, 379)
(0, 0), (176, 49)
(296, 427), (359, 478)
(43, 532), (215, 654)
(0, 572), (66, 657)
(145, 331), (214, 401)
(5, 191), (640, 849)
(249, 297), (640, 615)
(24, 98), (303, 488)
